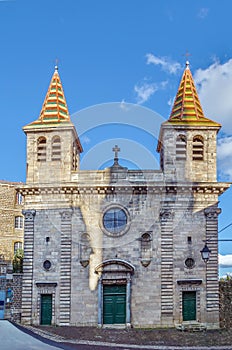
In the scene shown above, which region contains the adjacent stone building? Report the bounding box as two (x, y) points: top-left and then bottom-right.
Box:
(19, 62), (230, 328)
(0, 181), (24, 261)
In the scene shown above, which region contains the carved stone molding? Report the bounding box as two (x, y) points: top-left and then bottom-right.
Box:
(22, 209), (36, 221)
(204, 207), (221, 220)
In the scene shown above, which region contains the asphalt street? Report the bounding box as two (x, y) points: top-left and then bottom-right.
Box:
(0, 320), (63, 350)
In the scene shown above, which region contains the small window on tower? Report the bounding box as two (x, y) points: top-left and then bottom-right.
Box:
(51, 136), (61, 161)
(37, 137), (47, 162)
(192, 136), (204, 161)
(176, 135), (187, 160)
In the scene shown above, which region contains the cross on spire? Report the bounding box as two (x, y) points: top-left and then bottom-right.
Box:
(183, 50), (191, 60)
(183, 51), (191, 69)
(112, 145), (120, 165)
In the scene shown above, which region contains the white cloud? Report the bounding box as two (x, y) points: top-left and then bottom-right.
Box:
(218, 136), (232, 159)
(194, 58), (232, 180)
(134, 82), (158, 104)
(217, 136), (232, 180)
(194, 59), (232, 133)
(134, 80), (168, 105)
(146, 53), (181, 75)
(219, 254), (232, 268)
(197, 8), (209, 19)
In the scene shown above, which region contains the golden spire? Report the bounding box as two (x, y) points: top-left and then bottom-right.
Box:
(37, 65), (70, 124)
(169, 61), (206, 122)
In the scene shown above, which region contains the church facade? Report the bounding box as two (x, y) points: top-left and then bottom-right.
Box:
(19, 63), (229, 328)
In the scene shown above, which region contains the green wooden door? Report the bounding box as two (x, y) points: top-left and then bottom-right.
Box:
(103, 285), (126, 324)
(40, 294), (52, 325)
(182, 291), (196, 321)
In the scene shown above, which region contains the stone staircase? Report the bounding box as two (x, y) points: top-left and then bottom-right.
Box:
(176, 322), (207, 332)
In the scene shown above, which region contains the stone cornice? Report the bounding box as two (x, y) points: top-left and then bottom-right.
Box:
(17, 182), (230, 196)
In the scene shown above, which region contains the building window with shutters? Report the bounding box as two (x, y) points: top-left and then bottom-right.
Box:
(37, 137), (47, 162)
(192, 136), (204, 161)
(176, 135), (187, 160)
(51, 136), (61, 161)
(15, 216), (23, 229)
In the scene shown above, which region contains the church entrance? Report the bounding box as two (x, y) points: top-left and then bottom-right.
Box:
(95, 259), (135, 326)
(182, 291), (196, 321)
(103, 285), (126, 324)
(40, 294), (52, 325)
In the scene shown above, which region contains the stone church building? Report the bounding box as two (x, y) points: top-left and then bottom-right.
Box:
(19, 62), (229, 328)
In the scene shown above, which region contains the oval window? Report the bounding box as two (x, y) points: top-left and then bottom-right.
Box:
(185, 258), (195, 269)
(43, 260), (51, 271)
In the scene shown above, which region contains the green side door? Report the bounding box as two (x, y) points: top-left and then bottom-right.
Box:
(182, 291), (196, 321)
(103, 285), (126, 324)
(40, 294), (52, 325)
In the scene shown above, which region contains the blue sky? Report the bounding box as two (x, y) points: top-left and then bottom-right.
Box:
(0, 0), (232, 276)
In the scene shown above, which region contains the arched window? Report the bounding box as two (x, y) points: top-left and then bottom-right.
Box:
(37, 137), (47, 162)
(176, 135), (187, 160)
(14, 241), (22, 254)
(51, 136), (61, 161)
(192, 136), (204, 161)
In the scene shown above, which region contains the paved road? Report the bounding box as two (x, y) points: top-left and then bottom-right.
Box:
(0, 321), (63, 350)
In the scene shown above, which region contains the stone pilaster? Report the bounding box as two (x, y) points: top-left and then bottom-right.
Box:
(59, 210), (73, 325)
(21, 209), (36, 324)
(160, 208), (174, 324)
(204, 207), (221, 315)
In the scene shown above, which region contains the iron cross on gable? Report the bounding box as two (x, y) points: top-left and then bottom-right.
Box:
(113, 145), (120, 159)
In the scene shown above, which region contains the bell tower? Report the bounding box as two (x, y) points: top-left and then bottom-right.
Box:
(157, 61), (221, 182)
(23, 66), (83, 185)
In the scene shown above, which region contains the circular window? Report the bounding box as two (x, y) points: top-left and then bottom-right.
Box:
(43, 260), (51, 271)
(102, 207), (128, 236)
(185, 258), (195, 269)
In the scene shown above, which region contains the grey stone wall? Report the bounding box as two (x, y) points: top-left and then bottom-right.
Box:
(219, 279), (232, 328)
